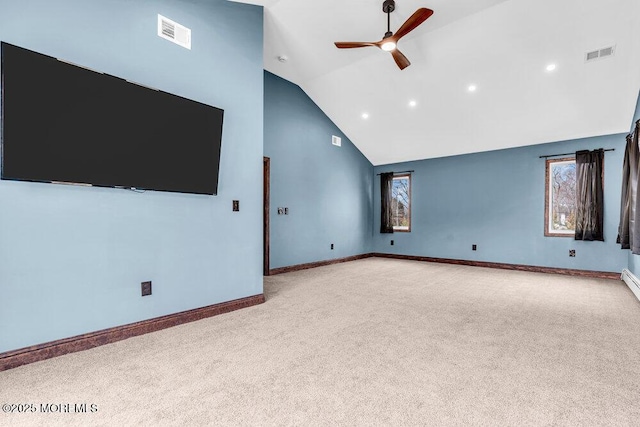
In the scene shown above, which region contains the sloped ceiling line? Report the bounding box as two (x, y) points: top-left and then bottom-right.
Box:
(232, 0), (640, 165)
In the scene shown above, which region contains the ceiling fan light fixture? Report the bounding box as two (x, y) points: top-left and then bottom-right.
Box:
(334, 3), (434, 70)
(381, 41), (396, 52)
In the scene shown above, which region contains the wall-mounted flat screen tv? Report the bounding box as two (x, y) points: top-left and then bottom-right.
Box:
(1, 42), (223, 195)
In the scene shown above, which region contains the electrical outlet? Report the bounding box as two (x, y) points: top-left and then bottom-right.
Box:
(232, 200), (239, 212)
(331, 243), (334, 250)
(569, 249), (576, 257)
(391, 240), (394, 246)
(472, 244), (477, 251)
(141, 281), (152, 296)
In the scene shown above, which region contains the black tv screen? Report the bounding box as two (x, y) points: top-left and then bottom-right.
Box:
(1, 42), (223, 195)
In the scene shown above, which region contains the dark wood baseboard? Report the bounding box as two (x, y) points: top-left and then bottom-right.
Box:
(269, 252), (620, 280)
(371, 253), (621, 280)
(0, 294), (265, 372)
(269, 253), (374, 275)
(1, 254), (619, 371)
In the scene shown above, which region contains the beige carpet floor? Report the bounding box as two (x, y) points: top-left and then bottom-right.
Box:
(1, 258), (639, 426)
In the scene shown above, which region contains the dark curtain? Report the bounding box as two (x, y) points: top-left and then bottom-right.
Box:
(630, 121), (640, 254)
(575, 149), (604, 241)
(617, 133), (637, 249)
(380, 172), (394, 233)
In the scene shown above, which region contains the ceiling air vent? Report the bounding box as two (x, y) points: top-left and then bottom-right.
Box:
(599, 46), (614, 57)
(585, 50), (599, 61)
(585, 45), (615, 63)
(157, 14), (191, 50)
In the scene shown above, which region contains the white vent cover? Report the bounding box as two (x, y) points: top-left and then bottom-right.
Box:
(585, 45), (615, 62)
(586, 50), (599, 61)
(157, 14), (191, 50)
(599, 46), (614, 57)
(332, 135), (342, 147)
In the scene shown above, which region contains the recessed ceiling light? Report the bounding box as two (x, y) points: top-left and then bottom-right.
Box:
(361, 112), (369, 119)
(408, 100), (417, 107)
(546, 63), (556, 71)
(468, 85), (477, 92)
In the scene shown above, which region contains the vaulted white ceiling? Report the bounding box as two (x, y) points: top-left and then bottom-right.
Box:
(232, 0), (640, 165)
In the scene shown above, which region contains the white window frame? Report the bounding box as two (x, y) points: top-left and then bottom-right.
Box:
(392, 174), (411, 232)
(545, 157), (576, 237)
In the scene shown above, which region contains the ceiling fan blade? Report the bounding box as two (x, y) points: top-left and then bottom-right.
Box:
(391, 49), (411, 70)
(393, 8), (434, 41)
(335, 41), (379, 49)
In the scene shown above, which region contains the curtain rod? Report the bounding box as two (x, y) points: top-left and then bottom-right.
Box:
(538, 149), (614, 159)
(376, 170), (414, 176)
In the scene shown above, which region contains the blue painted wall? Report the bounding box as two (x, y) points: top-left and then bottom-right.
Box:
(373, 135), (628, 273)
(0, 0), (264, 352)
(264, 72), (373, 269)
(627, 91), (640, 276)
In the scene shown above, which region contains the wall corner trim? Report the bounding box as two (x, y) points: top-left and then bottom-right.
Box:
(0, 294), (265, 372)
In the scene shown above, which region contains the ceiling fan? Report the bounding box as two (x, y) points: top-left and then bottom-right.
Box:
(334, 0), (434, 70)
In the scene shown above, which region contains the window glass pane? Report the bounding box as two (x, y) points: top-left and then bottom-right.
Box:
(392, 176), (410, 230)
(549, 160), (576, 234)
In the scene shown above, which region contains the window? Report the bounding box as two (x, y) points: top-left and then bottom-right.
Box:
(545, 158), (576, 237)
(392, 174), (411, 232)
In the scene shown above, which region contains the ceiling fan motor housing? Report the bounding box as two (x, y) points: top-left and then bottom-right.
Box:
(383, 0), (396, 14)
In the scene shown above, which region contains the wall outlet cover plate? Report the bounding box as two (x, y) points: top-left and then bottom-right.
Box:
(141, 281), (152, 296)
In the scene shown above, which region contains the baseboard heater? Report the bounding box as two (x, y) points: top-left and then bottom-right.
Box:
(621, 269), (640, 302)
